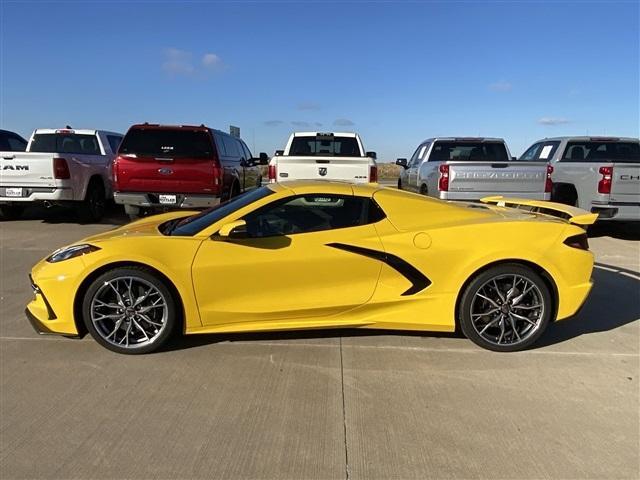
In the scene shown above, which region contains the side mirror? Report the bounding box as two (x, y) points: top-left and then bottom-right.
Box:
(366, 151), (377, 160)
(275, 150), (284, 156)
(259, 152), (269, 165)
(217, 219), (247, 238)
(396, 158), (408, 168)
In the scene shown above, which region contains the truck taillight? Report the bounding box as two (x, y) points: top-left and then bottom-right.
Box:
(53, 158), (70, 179)
(268, 164), (277, 182)
(111, 157), (118, 185)
(545, 164), (553, 193)
(438, 164), (449, 191)
(369, 165), (378, 183)
(598, 166), (613, 194)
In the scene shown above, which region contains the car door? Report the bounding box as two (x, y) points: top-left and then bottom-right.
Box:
(406, 144), (427, 191)
(191, 193), (384, 327)
(239, 140), (260, 190)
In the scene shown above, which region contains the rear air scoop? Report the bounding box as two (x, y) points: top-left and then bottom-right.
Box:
(480, 196), (599, 226)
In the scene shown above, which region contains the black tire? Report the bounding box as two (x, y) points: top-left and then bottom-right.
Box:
(0, 205), (25, 220)
(397, 179), (402, 190)
(78, 180), (106, 222)
(551, 184), (578, 207)
(82, 266), (178, 354)
(419, 184), (428, 195)
(458, 264), (552, 352)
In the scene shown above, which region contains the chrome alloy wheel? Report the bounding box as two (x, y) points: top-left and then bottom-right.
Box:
(470, 274), (545, 347)
(90, 276), (168, 349)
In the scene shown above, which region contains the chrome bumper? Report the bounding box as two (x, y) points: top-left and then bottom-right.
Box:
(114, 192), (221, 209)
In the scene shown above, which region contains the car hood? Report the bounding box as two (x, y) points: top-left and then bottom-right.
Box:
(83, 211), (197, 243)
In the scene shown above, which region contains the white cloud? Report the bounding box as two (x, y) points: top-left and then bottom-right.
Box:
(202, 53), (222, 69)
(162, 48), (195, 76)
(488, 81), (513, 92)
(333, 118), (355, 126)
(538, 117), (570, 126)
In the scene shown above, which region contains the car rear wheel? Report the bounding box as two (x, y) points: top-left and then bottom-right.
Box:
(0, 205), (25, 220)
(78, 180), (106, 222)
(82, 267), (178, 354)
(459, 264), (552, 352)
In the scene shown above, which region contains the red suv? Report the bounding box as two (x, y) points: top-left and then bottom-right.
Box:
(113, 124), (268, 218)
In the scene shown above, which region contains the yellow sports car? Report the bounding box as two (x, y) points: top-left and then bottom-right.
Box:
(27, 181), (596, 354)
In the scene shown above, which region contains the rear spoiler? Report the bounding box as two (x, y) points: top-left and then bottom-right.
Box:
(480, 196), (599, 226)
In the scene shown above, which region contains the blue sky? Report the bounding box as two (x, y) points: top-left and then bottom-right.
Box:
(1, 0), (638, 160)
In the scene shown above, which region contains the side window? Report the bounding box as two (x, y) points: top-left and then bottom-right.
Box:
(241, 141), (252, 160)
(213, 132), (226, 156)
(408, 144), (427, 167)
(107, 135), (123, 154)
(520, 143), (542, 161)
(519, 141), (560, 161)
(222, 135), (240, 158)
(7, 135), (27, 151)
(235, 139), (247, 159)
(242, 195), (383, 238)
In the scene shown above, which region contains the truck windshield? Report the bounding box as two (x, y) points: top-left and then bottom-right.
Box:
(429, 142), (509, 162)
(289, 136), (361, 157)
(30, 134), (101, 155)
(119, 129), (214, 158)
(561, 141), (640, 163)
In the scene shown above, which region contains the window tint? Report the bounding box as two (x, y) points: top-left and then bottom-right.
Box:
(561, 141), (640, 162)
(2, 134), (27, 151)
(519, 141), (561, 161)
(30, 134), (101, 155)
(222, 135), (240, 157)
(409, 144), (428, 167)
(240, 141), (252, 159)
(289, 135), (361, 157)
(243, 195), (383, 238)
(213, 132), (226, 156)
(168, 186), (275, 236)
(107, 135), (123, 154)
(119, 129), (214, 158)
(428, 142), (509, 162)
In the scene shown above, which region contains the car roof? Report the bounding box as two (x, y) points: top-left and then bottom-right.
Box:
(420, 137), (506, 143)
(292, 132), (358, 138)
(533, 136), (639, 142)
(34, 128), (122, 136)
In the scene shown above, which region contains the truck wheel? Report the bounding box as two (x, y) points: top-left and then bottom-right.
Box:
(420, 184), (428, 195)
(78, 181), (106, 223)
(0, 205), (25, 220)
(551, 184), (578, 207)
(397, 179), (402, 190)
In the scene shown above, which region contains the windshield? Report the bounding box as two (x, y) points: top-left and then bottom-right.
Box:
(429, 142), (510, 162)
(289, 135), (361, 157)
(119, 129), (215, 158)
(30, 133), (101, 155)
(167, 186), (275, 236)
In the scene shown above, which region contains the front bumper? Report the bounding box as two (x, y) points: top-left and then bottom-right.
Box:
(591, 202), (640, 222)
(26, 274), (79, 337)
(114, 192), (221, 209)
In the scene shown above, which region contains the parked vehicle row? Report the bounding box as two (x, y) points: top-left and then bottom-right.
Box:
(396, 136), (639, 222)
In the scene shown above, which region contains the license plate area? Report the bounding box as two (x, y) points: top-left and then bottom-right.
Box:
(159, 194), (177, 205)
(5, 188), (23, 197)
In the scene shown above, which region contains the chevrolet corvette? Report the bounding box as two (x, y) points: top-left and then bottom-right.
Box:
(26, 181), (597, 354)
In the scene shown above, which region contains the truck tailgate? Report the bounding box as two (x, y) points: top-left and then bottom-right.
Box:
(276, 156), (370, 183)
(0, 152), (56, 188)
(448, 161), (547, 194)
(611, 164), (640, 201)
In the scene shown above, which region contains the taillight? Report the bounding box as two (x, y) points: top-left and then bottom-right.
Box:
(438, 164), (449, 191)
(111, 157), (118, 185)
(545, 164), (553, 193)
(564, 233), (589, 250)
(369, 165), (378, 183)
(598, 166), (613, 194)
(53, 158), (70, 179)
(268, 164), (277, 182)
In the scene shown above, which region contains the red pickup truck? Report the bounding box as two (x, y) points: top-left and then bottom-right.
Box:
(113, 124), (268, 218)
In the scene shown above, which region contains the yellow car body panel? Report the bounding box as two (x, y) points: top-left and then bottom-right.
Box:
(26, 181), (594, 340)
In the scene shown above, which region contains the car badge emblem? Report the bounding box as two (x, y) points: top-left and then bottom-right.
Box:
(158, 168), (173, 175)
(318, 167), (327, 176)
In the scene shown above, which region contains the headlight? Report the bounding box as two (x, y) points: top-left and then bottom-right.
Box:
(46, 244), (101, 263)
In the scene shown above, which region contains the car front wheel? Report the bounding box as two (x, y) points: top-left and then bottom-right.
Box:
(458, 264), (552, 352)
(82, 267), (178, 354)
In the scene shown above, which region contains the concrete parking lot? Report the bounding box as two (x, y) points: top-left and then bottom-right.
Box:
(1, 205), (638, 479)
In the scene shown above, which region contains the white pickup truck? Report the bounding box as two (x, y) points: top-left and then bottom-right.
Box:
(0, 128), (123, 221)
(268, 132), (378, 183)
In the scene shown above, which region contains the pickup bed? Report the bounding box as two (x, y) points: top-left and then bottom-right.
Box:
(269, 132), (378, 183)
(397, 137), (551, 201)
(0, 128), (123, 221)
(520, 136), (640, 221)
